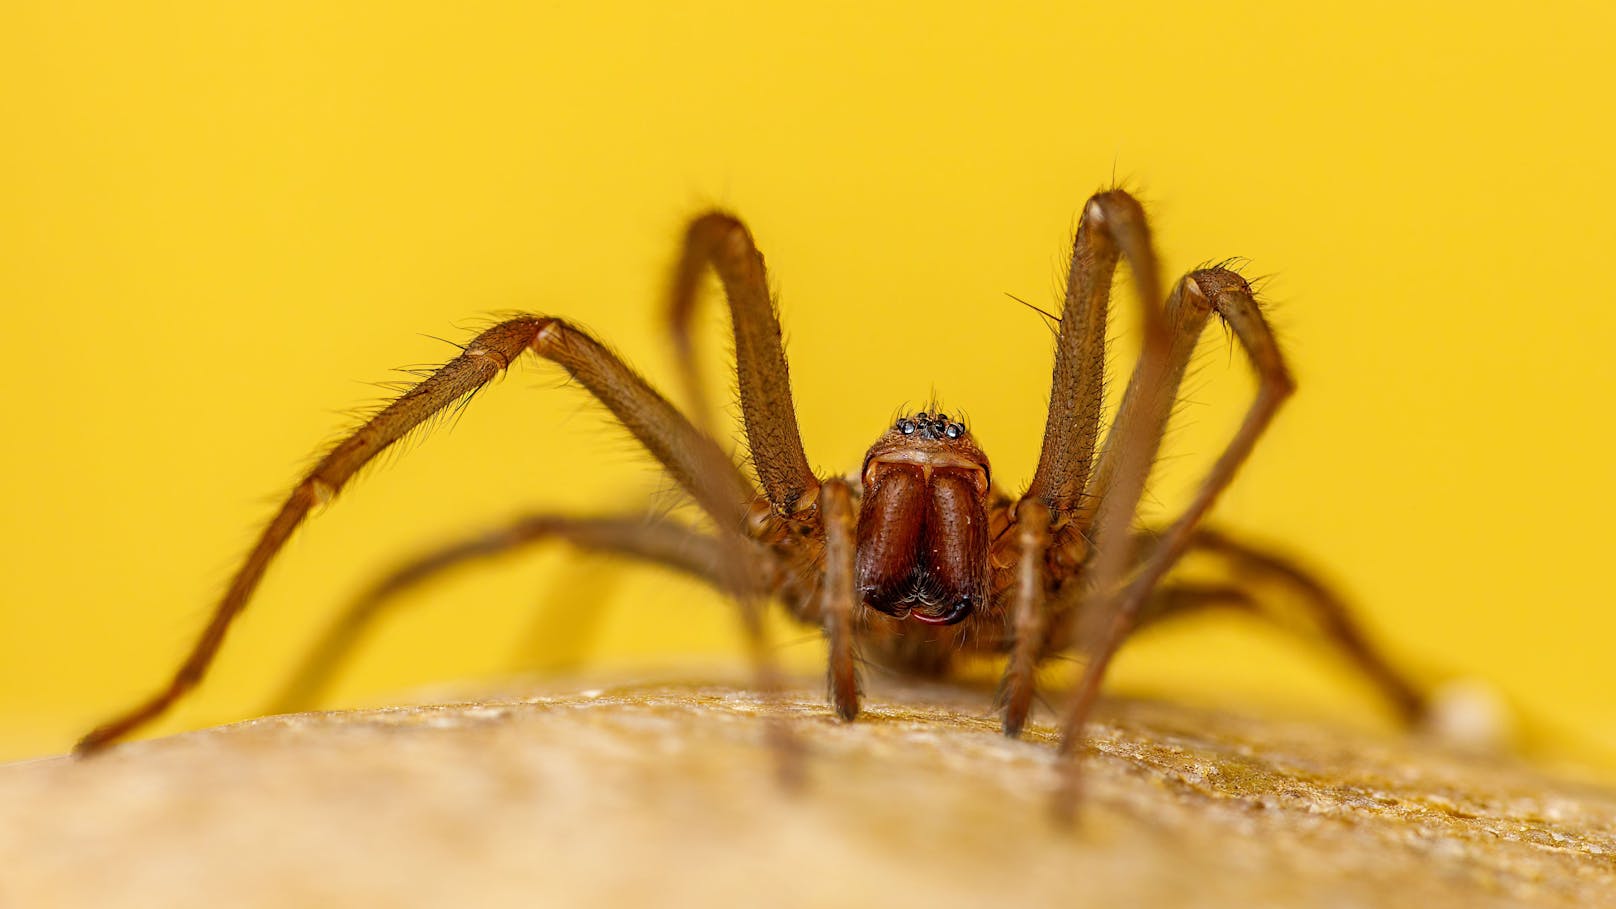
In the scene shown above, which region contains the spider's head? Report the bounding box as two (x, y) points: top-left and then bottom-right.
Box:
(854, 411), (992, 626)
(860, 412), (990, 498)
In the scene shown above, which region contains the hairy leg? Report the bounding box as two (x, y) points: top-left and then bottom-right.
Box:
(1025, 189), (1169, 531)
(817, 479), (861, 721)
(1054, 268), (1294, 816)
(77, 316), (757, 754)
(266, 515), (730, 714)
(1154, 528), (1427, 723)
(1134, 580), (1260, 623)
(1014, 191), (1174, 818)
(666, 212), (820, 514)
(998, 498), (1052, 737)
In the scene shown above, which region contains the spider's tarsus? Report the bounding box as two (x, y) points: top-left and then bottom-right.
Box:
(834, 695), (860, 723)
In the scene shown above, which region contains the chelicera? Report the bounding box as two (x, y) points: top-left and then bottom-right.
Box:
(78, 189), (1427, 807)
(857, 409), (990, 627)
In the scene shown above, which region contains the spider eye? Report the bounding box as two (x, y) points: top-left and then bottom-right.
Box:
(945, 423), (962, 439)
(897, 419), (916, 435)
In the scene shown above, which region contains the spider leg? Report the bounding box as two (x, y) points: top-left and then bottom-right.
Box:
(1135, 580), (1260, 623)
(1053, 268), (1293, 817)
(76, 316), (760, 755)
(666, 212), (820, 514)
(266, 514), (731, 714)
(664, 211), (828, 768)
(1158, 527), (1427, 723)
(1025, 190), (1169, 527)
(817, 479), (861, 721)
(997, 498), (1052, 737)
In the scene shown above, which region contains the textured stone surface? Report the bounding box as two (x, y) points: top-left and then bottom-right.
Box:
(4, 679), (1615, 908)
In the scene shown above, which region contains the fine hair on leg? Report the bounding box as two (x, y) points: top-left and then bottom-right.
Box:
(76, 316), (757, 755)
(666, 212), (820, 515)
(1052, 267), (1295, 818)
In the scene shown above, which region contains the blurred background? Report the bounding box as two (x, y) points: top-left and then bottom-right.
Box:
(3, 3), (1613, 766)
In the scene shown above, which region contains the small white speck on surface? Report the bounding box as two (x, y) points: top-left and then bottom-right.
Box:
(1426, 678), (1515, 752)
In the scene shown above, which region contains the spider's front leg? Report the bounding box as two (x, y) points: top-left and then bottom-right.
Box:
(660, 215), (837, 774)
(664, 211), (820, 514)
(995, 189), (1170, 738)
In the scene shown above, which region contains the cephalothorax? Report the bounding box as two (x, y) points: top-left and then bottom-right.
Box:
(79, 189), (1425, 811)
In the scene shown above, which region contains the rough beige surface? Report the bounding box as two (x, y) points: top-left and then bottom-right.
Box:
(3, 679), (1615, 909)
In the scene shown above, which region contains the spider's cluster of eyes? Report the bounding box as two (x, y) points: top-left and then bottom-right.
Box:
(894, 411), (967, 441)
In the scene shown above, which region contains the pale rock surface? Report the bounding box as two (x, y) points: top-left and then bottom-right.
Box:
(3, 678), (1615, 908)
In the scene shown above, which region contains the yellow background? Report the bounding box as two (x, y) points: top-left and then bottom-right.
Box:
(4, 3), (1614, 764)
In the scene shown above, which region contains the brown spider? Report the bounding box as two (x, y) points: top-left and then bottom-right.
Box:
(77, 189), (1425, 809)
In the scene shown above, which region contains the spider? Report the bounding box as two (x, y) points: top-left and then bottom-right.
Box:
(77, 189), (1426, 809)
